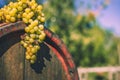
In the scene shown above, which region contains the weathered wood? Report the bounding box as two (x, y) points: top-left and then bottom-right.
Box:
(78, 67), (120, 73)
(0, 53), (3, 79)
(78, 67), (120, 80)
(24, 43), (66, 80)
(0, 30), (25, 80)
(0, 22), (79, 80)
(3, 43), (24, 80)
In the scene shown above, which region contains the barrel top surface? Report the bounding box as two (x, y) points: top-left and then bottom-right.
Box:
(0, 21), (79, 80)
(0, 21), (26, 38)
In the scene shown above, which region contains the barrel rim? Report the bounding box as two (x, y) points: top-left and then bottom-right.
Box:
(0, 21), (79, 80)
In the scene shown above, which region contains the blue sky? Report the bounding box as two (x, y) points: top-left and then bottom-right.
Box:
(98, 0), (120, 36)
(75, 0), (120, 36)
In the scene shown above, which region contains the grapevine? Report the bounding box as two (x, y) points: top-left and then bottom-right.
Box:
(0, 0), (46, 64)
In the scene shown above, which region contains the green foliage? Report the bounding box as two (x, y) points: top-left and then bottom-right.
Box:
(43, 0), (119, 67)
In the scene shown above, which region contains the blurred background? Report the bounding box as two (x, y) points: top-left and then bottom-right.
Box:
(1, 0), (120, 80)
(42, 0), (120, 67)
(42, 0), (120, 80)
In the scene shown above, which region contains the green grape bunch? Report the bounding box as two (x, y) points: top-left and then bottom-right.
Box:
(0, 0), (46, 64)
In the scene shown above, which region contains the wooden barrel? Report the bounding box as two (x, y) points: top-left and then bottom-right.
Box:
(0, 21), (79, 80)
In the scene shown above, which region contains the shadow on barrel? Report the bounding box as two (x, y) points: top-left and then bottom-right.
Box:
(31, 43), (52, 74)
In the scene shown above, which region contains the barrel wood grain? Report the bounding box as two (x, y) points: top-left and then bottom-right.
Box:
(0, 21), (79, 80)
(0, 54), (3, 79)
(24, 43), (66, 80)
(3, 43), (24, 80)
(0, 30), (25, 80)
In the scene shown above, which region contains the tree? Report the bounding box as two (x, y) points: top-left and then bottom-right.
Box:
(43, 0), (119, 67)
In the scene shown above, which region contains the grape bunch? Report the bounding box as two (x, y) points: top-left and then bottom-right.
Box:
(0, 0), (46, 64)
